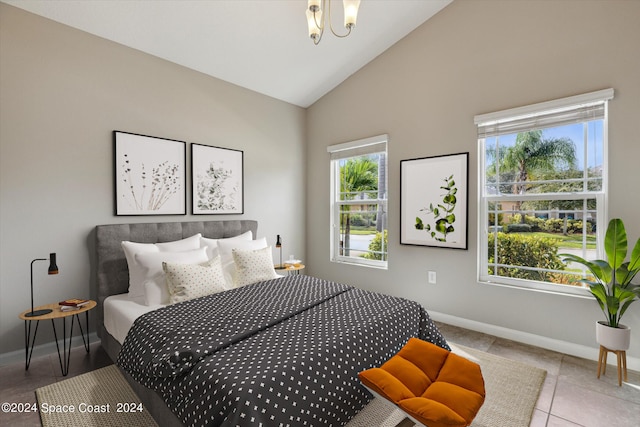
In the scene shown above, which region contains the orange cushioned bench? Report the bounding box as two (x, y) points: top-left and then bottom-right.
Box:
(358, 338), (485, 427)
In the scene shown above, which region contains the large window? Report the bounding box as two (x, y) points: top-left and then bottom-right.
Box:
(328, 135), (388, 268)
(475, 89), (613, 295)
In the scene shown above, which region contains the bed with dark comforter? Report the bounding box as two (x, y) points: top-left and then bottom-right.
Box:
(96, 220), (448, 427)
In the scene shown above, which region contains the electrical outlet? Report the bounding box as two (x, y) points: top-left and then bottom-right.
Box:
(428, 271), (437, 284)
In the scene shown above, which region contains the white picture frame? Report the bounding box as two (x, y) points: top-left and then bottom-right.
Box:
(400, 152), (469, 249)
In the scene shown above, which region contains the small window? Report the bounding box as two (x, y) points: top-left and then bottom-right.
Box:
(328, 135), (388, 268)
(475, 89), (613, 295)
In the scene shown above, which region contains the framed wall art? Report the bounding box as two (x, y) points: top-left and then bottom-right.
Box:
(191, 143), (244, 214)
(400, 152), (469, 249)
(114, 131), (186, 216)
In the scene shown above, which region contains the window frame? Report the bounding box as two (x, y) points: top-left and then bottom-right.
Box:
(475, 89), (613, 296)
(328, 134), (388, 269)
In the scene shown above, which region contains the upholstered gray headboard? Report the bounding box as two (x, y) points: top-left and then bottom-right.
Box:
(95, 220), (257, 339)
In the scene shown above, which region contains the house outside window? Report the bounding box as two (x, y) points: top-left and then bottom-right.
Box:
(328, 135), (388, 269)
(475, 89), (613, 295)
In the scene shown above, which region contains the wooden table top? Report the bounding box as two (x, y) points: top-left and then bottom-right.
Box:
(275, 264), (305, 271)
(19, 300), (97, 321)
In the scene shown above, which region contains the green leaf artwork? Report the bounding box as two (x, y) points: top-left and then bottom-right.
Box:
(415, 174), (457, 242)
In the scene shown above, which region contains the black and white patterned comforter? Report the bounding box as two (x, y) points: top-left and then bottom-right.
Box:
(117, 275), (449, 427)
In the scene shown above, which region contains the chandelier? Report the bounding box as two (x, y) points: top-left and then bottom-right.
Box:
(306, 0), (361, 45)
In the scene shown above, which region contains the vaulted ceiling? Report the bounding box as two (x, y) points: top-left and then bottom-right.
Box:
(4, 0), (452, 107)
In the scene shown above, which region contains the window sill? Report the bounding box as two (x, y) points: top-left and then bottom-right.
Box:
(331, 258), (388, 270)
(479, 277), (592, 299)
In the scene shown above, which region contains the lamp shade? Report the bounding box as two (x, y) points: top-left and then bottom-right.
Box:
(48, 253), (59, 275)
(306, 8), (322, 40)
(343, 0), (360, 29)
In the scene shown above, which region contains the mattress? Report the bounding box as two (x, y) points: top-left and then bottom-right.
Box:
(103, 293), (164, 344)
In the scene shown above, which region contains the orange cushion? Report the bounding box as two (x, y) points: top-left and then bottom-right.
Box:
(436, 352), (486, 397)
(358, 367), (415, 403)
(378, 352), (433, 397)
(359, 338), (485, 427)
(422, 382), (485, 426)
(395, 337), (450, 381)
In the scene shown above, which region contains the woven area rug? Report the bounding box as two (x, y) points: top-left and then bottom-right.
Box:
(37, 344), (546, 427)
(461, 345), (546, 427)
(36, 365), (157, 427)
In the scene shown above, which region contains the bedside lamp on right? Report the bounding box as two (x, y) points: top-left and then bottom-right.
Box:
(276, 235), (283, 268)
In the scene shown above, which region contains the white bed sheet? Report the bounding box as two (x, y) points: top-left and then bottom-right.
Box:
(104, 293), (165, 344)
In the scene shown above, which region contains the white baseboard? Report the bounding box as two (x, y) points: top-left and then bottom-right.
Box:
(0, 332), (100, 367)
(429, 311), (640, 372)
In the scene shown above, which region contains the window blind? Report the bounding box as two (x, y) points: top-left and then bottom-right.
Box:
(327, 134), (387, 160)
(474, 89), (614, 138)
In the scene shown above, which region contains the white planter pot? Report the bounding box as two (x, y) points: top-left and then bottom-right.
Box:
(596, 321), (631, 351)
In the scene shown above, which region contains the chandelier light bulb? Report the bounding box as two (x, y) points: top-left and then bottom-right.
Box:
(343, 0), (360, 29)
(306, 0), (361, 45)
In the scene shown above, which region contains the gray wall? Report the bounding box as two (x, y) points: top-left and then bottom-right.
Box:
(306, 0), (640, 366)
(0, 4), (306, 356)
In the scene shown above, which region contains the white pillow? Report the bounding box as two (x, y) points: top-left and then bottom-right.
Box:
(217, 237), (268, 285)
(120, 233), (202, 299)
(156, 233), (202, 251)
(232, 246), (279, 287)
(135, 247), (209, 305)
(200, 231), (252, 259)
(217, 236), (268, 266)
(121, 234), (202, 298)
(163, 256), (227, 304)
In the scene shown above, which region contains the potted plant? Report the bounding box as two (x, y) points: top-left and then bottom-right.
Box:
(560, 218), (640, 351)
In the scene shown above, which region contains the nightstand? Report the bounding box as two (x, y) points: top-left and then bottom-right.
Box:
(275, 264), (305, 275)
(19, 300), (96, 376)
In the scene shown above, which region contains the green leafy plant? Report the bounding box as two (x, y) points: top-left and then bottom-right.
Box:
(560, 218), (640, 328)
(363, 230), (388, 261)
(415, 175), (457, 242)
(489, 232), (565, 282)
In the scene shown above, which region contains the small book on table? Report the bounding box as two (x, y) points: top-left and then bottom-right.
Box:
(59, 298), (90, 308)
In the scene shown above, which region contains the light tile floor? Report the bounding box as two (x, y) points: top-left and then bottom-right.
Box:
(434, 322), (640, 427)
(0, 323), (638, 426)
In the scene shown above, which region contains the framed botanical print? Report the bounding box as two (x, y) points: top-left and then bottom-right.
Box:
(191, 143), (244, 214)
(400, 152), (469, 249)
(114, 131), (186, 216)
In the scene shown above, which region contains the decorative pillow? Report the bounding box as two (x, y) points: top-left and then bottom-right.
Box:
(232, 246), (278, 287)
(121, 233), (202, 298)
(163, 256), (227, 304)
(200, 231), (252, 259)
(217, 237), (268, 285)
(135, 247), (209, 305)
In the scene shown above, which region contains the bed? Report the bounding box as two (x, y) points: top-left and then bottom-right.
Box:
(96, 220), (449, 427)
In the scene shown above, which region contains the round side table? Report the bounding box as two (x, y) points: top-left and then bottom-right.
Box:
(275, 264), (305, 275)
(19, 300), (96, 376)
